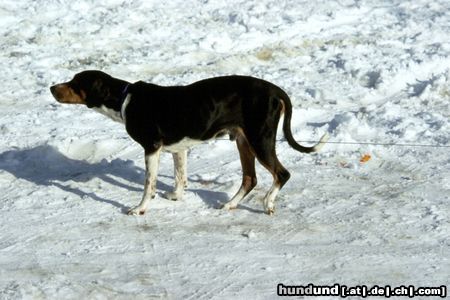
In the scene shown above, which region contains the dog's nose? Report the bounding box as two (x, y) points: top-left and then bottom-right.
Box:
(50, 85), (56, 94)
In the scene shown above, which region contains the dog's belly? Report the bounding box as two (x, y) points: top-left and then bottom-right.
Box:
(162, 128), (239, 153)
(162, 137), (204, 153)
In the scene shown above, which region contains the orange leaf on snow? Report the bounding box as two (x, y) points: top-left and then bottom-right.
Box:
(360, 154), (371, 163)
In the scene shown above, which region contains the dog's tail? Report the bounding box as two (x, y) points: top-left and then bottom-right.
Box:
(279, 92), (329, 153)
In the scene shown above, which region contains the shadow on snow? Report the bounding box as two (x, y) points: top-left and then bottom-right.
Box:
(0, 145), (237, 213)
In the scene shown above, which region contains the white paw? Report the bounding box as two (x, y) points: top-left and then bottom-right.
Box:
(221, 202), (237, 210)
(263, 201), (275, 216)
(127, 206), (146, 216)
(164, 191), (182, 201)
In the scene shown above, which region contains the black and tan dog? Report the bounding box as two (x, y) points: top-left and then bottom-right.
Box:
(50, 71), (328, 215)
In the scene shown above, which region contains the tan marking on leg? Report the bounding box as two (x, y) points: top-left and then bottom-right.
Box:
(222, 131), (257, 210)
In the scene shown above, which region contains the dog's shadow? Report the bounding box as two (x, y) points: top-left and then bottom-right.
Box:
(0, 145), (232, 213)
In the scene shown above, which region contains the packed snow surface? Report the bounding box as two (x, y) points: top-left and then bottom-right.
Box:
(0, 0), (449, 299)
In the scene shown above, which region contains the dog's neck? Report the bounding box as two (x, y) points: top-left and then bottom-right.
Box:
(92, 83), (131, 124)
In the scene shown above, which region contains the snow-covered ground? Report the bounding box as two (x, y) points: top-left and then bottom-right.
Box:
(1, 0), (449, 298)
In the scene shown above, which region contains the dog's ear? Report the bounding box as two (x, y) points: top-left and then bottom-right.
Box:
(85, 78), (111, 108)
(93, 78), (111, 99)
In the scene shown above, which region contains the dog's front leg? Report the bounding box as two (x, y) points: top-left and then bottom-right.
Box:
(128, 148), (161, 215)
(164, 150), (187, 200)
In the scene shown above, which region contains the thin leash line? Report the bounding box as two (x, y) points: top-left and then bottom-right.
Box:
(292, 140), (450, 148)
(214, 138), (450, 148)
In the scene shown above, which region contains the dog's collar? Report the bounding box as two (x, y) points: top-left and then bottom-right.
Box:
(120, 84), (131, 121)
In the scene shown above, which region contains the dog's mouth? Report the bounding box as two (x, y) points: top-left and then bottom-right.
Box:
(50, 84), (86, 105)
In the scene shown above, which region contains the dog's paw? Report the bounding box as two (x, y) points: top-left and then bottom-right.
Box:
(221, 202), (237, 210)
(127, 206), (146, 216)
(263, 201), (275, 216)
(163, 191), (181, 201)
(266, 207), (275, 216)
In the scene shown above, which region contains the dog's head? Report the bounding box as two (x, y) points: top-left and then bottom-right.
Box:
(50, 70), (129, 109)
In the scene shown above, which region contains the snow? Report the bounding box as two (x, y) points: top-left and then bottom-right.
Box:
(0, 0), (449, 298)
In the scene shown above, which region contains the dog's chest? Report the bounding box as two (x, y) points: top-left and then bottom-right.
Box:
(163, 137), (204, 153)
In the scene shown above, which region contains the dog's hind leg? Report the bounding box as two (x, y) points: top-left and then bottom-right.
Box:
(256, 146), (290, 215)
(248, 131), (290, 215)
(128, 148), (161, 215)
(222, 133), (257, 210)
(164, 150), (188, 200)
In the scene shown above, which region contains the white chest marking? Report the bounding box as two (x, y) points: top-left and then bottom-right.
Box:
(92, 94), (131, 125)
(93, 105), (123, 123)
(163, 138), (204, 153)
(121, 94), (132, 125)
